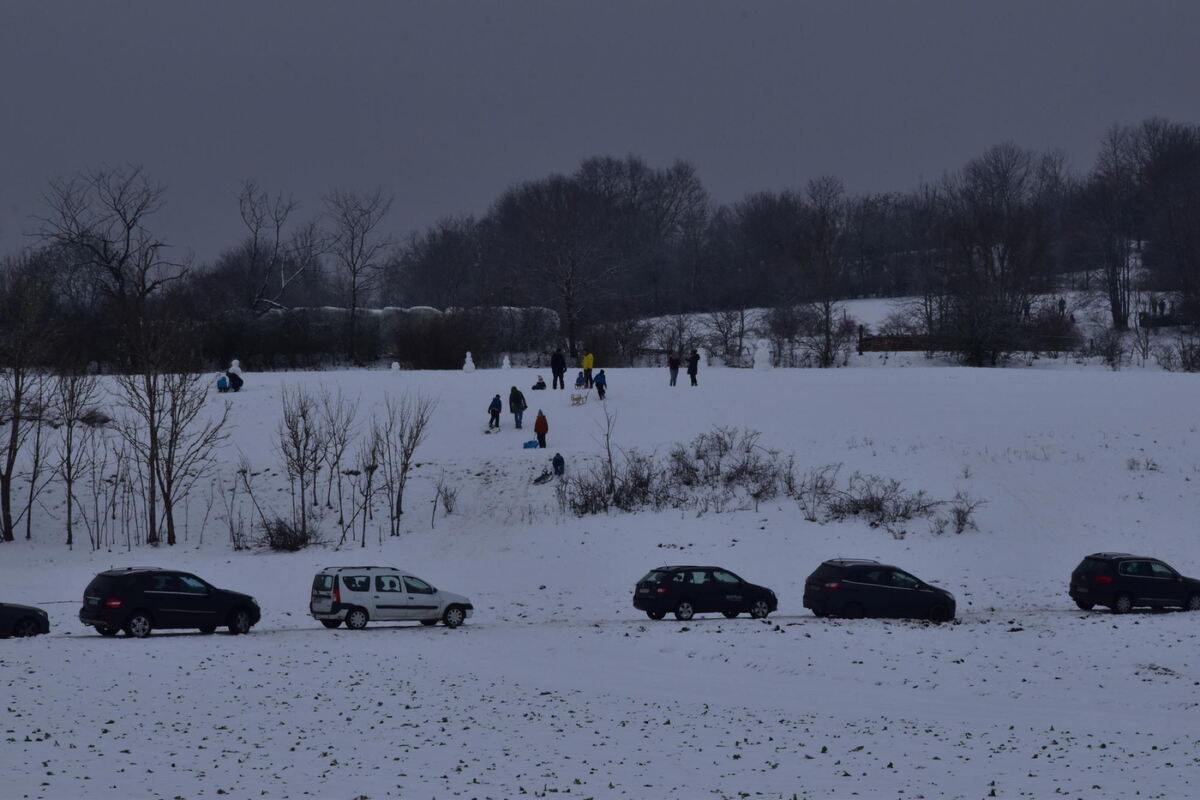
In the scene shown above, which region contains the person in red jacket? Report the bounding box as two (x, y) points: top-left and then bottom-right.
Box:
(533, 410), (549, 448)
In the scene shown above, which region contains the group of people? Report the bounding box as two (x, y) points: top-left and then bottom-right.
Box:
(667, 349), (701, 386)
(215, 360), (245, 393)
(488, 387), (550, 448)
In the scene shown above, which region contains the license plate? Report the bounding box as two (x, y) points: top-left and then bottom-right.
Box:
(637, 588), (649, 595)
(1075, 587), (1088, 594)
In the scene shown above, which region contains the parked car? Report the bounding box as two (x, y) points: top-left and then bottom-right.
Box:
(632, 565), (777, 621)
(1070, 552), (1200, 613)
(79, 567), (261, 638)
(309, 566), (474, 629)
(0, 602), (50, 638)
(802, 558), (955, 622)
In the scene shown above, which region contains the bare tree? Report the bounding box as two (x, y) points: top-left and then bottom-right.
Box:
(237, 181), (326, 316)
(20, 381), (53, 540)
(376, 392), (437, 537)
(319, 387), (358, 526)
(803, 176), (849, 368)
(38, 166), (183, 366)
(704, 308), (752, 367)
(154, 372), (230, 546)
(277, 386), (325, 540)
(325, 189), (393, 363)
(55, 373), (101, 549)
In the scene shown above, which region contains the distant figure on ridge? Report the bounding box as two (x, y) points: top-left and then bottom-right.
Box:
(687, 349), (700, 387)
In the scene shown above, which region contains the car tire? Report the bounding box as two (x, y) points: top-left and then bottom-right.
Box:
(124, 612), (153, 638)
(1112, 594), (1133, 614)
(12, 617), (40, 637)
(1073, 599), (1095, 611)
(320, 619), (342, 629)
(811, 608), (829, 618)
(1186, 595), (1200, 612)
(199, 626), (217, 635)
(420, 619), (438, 627)
(722, 610), (739, 619)
(928, 603), (952, 623)
(749, 600), (771, 619)
(646, 610), (665, 620)
(673, 601), (695, 621)
(842, 602), (865, 620)
(345, 608), (369, 630)
(96, 625), (118, 637)
(227, 608), (253, 635)
(442, 605), (466, 629)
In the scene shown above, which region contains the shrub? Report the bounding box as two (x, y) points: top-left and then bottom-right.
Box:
(259, 517), (322, 551)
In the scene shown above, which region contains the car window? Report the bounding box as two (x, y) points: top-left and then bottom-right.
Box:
(342, 576), (370, 592)
(690, 570), (711, 585)
(145, 574), (178, 591)
(1118, 561), (1141, 576)
(404, 576), (434, 594)
(640, 571), (672, 583)
(671, 572), (690, 584)
(1150, 562), (1177, 579)
(890, 571), (921, 589)
(858, 569), (888, 585)
(177, 575), (208, 594)
(712, 570), (740, 585)
(313, 574), (334, 591)
(375, 575), (403, 593)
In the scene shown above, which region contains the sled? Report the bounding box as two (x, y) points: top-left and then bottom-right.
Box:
(522, 440), (539, 449)
(570, 392), (589, 406)
(531, 469), (554, 484)
(484, 427), (500, 434)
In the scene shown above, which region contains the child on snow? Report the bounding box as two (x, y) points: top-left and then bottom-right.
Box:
(487, 394), (502, 429)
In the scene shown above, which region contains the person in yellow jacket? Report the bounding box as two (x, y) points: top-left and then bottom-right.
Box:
(581, 351), (595, 388)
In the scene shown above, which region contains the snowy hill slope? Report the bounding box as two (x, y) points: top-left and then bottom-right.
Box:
(3, 365), (1200, 799)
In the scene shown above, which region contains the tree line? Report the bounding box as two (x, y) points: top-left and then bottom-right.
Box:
(2, 117), (1200, 373)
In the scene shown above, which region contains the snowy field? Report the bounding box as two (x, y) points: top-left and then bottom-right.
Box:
(4, 363), (1200, 799)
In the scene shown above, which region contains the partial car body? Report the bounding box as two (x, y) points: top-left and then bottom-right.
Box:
(0, 602), (50, 638)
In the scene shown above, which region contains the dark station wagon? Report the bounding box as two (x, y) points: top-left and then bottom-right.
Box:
(80, 567), (261, 638)
(633, 565), (777, 621)
(1070, 553), (1200, 614)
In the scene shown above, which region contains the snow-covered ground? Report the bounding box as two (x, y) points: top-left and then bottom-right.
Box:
(4, 364), (1200, 799)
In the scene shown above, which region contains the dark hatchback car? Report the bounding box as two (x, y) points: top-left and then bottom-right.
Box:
(803, 559), (956, 622)
(0, 602), (50, 638)
(1070, 553), (1200, 614)
(633, 566), (777, 621)
(79, 567), (261, 638)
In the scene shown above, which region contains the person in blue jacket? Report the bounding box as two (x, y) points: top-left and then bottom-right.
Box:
(593, 369), (608, 400)
(487, 394), (502, 429)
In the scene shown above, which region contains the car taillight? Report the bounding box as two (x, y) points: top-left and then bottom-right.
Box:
(655, 586), (669, 594)
(1095, 575), (1113, 584)
(104, 598), (122, 609)
(333, 587), (341, 604)
(823, 582), (842, 590)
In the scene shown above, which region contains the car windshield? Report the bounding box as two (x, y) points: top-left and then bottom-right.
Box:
(640, 570), (673, 584)
(312, 574), (334, 591)
(1075, 558), (1111, 576)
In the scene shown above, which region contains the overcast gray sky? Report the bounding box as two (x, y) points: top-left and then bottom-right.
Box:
(2, 1), (1197, 262)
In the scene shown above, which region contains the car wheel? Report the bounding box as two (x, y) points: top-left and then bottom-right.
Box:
(13, 617), (40, 637)
(344, 608), (369, 630)
(420, 619), (438, 627)
(842, 602), (865, 620)
(722, 610), (739, 619)
(96, 625), (118, 637)
(1112, 594), (1133, 614)
(646, 610), (665, 620)
(1073, 599), (1095, 611)
(749, 600), (771, 619)
(320, 619), (342, 629)
(124, 612), (153, 638)
(227, 608), (253, 635)
(811, 608), (829, 618)
(673, 601), (695, 621)
(199, 626), (217, 635)
(928, 603), (952, 623)
(1186, 595), (1200, 612)
(442, 605), (466, 629)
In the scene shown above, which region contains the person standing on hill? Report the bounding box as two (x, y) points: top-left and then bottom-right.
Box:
(581, 350), (595, 388)
(667, 352), (680, 386)
(509, 386), (527, 429)
(533, 410), (549, 448)
(550, 349), (567, 390)
(487, 394), (502, 429)
(687, 349), (700, 386)
(593, 369), (607, 400)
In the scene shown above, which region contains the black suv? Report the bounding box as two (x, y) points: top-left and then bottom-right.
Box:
(803, 559), (955, 622)
(79, 567), (261, 638)
(1070, 553), (1200, 614)
(633, 566), (777, 621)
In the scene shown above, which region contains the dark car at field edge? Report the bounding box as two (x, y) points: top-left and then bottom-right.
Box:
(0, 602), (50, 638)
(803, 558), (956, 622)
(633, 565), (777, 621)
(1070, 553), (1200, 613)
(79, 567), (261, 638)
